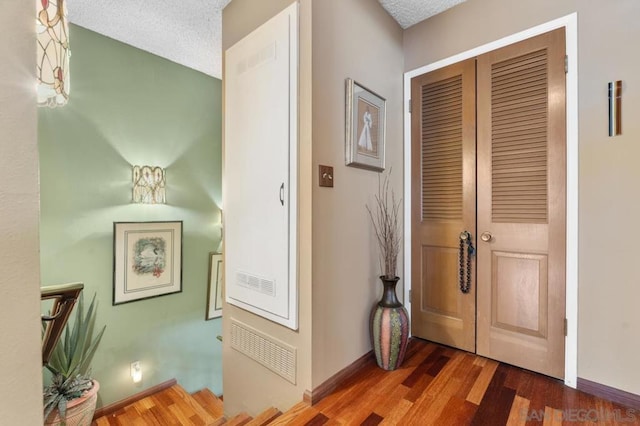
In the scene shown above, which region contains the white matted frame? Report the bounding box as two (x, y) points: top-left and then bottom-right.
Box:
(345, 78), (387, 171)
(206, 252), (223, 320)
(403, 13), (578, 388)
(113, 221), (183, 305)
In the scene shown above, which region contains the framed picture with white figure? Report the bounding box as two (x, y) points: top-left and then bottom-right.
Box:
(345, 78), (386, 172)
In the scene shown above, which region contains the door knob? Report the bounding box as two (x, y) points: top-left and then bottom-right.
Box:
(480, 232), (492, 242)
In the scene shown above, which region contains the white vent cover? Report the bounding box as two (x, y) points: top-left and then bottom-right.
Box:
(237, 42), (277, 75)
(236, 271), (276, 297)
(230, 319), (296, 384)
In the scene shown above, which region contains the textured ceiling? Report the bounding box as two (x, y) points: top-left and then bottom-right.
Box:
(67, 0), (462, 79)
(68, 0), (232, 79)
(378, 0), (466, 29)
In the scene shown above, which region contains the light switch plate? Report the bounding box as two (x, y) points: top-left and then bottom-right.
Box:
(319, 165), (334, 188)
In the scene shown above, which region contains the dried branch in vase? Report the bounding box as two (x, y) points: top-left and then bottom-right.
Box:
(367, 172), (402, 279)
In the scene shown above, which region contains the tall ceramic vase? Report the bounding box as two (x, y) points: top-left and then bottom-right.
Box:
(370, 276), (409, 371)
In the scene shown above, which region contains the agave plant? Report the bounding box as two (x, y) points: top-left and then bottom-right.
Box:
(43, 293), (106, 421)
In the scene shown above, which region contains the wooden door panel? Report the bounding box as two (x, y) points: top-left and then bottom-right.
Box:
(477, 28), (566, 379)
(489, 250), (551, 374)
(422, 246), (460, 316)
(411, 58), (476, 353)
(492, 251), (548, 338)
(419, 246), (468, 347)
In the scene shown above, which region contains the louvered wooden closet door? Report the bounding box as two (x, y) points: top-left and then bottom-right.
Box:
(411, 59), (476, 352)
(476, 28), (566, 378)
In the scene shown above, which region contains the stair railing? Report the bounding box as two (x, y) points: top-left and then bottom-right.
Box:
(41, 282), (84, 365)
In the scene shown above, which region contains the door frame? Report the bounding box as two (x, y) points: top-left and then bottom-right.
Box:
(403, 13), (578, 388)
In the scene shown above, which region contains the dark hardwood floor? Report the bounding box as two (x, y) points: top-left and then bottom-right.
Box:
(95, 338), (639, 425)
(291, 339), (639, 425)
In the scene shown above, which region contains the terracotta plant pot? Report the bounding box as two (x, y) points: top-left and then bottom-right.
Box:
(370, 276), (409, 371)
(44, 380), (100, 426)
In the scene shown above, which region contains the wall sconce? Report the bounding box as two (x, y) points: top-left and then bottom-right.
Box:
(132, 165), (166, 204)
(37, 0), (70, 107)
(216, 210), (224, 253)
(130, 361), (142, 384)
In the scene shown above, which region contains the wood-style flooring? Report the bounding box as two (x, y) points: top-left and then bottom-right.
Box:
(94, 385), (226, 426)
(94, 338), (639, 425)
(291, 339), (639, 425)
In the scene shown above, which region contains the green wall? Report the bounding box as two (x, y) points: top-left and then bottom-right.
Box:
(38, 25), (223, 408)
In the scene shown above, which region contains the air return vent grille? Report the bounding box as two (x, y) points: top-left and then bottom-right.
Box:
(236, 271), (276, 297)
(230, 319), (296, 384)
(236, 42), (277, 75)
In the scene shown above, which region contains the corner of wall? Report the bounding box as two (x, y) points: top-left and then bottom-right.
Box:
(0, 1), (44, 424)
(310, 0), (404, 390)
(221, 0), (313, 416)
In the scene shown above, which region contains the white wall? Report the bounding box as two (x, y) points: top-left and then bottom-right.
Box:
(0, 1), (44, 424)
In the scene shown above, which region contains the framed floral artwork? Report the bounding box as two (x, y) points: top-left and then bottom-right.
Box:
(113, 221), (183, 305)
(345, 78), (386, 172)
(205, 252), (223, 320)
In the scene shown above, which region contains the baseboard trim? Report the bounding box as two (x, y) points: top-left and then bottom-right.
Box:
(93, 378), (178, 420)
(305, 350), (374, 405)
(577, 377), (640, 410)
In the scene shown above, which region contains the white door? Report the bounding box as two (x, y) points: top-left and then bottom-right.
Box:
(224, 3), (298, 329)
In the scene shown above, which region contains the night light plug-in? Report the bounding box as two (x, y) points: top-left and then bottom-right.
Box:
(130, 361), (142, 383)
